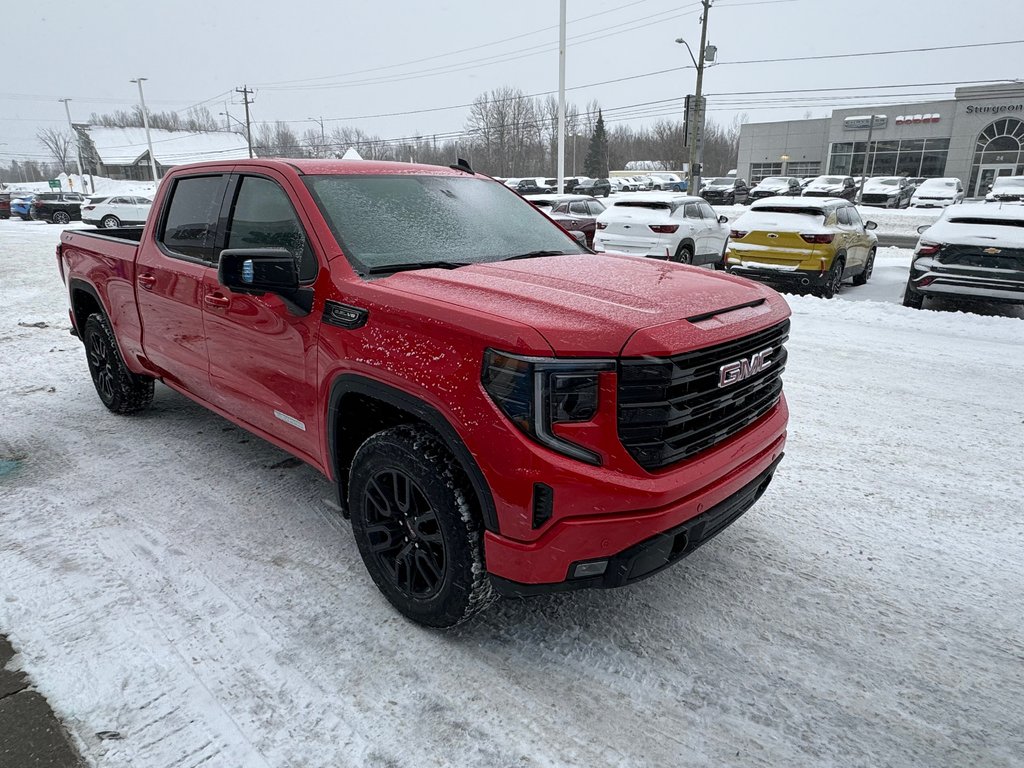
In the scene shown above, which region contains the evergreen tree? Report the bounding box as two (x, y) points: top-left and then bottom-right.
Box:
(583, 110), (609, 178)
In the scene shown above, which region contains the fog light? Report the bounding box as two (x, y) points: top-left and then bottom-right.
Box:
(571, 560), (608, 579)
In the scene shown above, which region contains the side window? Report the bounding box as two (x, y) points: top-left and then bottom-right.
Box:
(226, 176), (317, 283)
(847, 207), (864, 228)
(836, 207), (852, 226)
(569, 201), (589, 215)
(699, 202), (716, 220)
(159, 175), (228, 261)
(110, 197), (127, 205)
(684, 203), (702, 219)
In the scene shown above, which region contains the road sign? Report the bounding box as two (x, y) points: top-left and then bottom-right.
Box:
(48, 179), (61, 190)
(684, 95), (706, 149)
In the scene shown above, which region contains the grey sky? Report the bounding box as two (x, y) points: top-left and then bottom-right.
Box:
(2, 0), (1021, 166)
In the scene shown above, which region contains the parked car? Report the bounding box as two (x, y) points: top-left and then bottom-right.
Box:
(727, 197), (878, 298)
(910, 178), (964, 208)
(31, 192), (85, 224)
(58, 158), (790, 627)
(82, 195), (153, 228)
(648, 173), (683, 191)
(10, 193), (36, 220)
(985, 175), (1024, 202)
(615, 178), (640, 192)
(593, 193), (730, 266)
(543, 177), (583, 193)
(748, 177), (802, 201)
(903, 203), (1024, 309)
(530, 194), (606, 247)
(631, 176), (654, 190)
(515, 179), (554, 196)
(0, 192), (10, 219)
(906, 177), (927, 187)
(574, 177), (611, 197)
(802, 175), (857, 201)
(859, 177), (915, 208)
(701, 177), (750, 205)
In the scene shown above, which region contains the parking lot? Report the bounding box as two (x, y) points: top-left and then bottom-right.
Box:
(2, 217), (1022, 767)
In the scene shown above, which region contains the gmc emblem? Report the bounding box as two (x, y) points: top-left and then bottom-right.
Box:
(719, 347), (773, 388)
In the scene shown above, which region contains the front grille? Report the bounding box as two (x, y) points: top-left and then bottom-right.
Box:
(861, 194), (892, 204)
(617, 320), (789, 471)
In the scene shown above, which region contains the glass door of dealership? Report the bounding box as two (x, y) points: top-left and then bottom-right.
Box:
(975, 165), (1016, 197)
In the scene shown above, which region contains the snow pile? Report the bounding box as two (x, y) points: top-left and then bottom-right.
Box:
(0, 220), (1022, 767)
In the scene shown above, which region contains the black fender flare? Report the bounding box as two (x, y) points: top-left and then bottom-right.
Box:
(326, 374), (499, 533)
(67, 278), (108, 335)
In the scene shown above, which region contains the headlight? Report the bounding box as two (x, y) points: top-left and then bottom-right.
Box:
(481, 349), (614, 464)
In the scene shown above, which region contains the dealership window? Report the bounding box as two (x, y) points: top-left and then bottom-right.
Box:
(968, 118), (1024, 196)
(750, 162), (782, 182)
(786, 161), (821, 177)
(829, 138), (948, 178)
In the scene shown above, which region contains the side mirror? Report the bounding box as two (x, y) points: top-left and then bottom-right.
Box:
(218, 248), (312, 314)
(865, 221), (878, 230)
(718, 215), (729, 224)
(917, 224), (930, 234)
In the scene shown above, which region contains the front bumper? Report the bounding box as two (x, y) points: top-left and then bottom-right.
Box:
(910, 258), (1024, 305)
(483, 399), (788, 589)
(911, 199), (954, 208)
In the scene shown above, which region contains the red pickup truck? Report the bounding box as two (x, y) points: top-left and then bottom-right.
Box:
(58, 159), (790, 627)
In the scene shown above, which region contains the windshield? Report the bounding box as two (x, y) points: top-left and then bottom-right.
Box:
(706, 178), (731, 186)
(304, 174), (584, 274)
(920, 180), (956, 189)
(758, 177), (788, 185)
(816, 177), (845, 185)
(874, 178), (901, 186)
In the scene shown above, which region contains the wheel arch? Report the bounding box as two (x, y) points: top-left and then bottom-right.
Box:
(67, 278), (108, 338)
(326, 374), (499, 533)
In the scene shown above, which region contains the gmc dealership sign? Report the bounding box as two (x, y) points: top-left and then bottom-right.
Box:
(843, 115), (888, 130)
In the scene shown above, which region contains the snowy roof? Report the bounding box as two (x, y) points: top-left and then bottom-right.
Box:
(84, 126), (251, 166)
(341, 147), (363, 160)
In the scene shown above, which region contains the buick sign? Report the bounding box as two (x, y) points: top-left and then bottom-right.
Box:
(719, 348), (773, 388)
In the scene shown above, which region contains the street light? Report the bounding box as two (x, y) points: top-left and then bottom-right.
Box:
(130, 77), (159, 184)
(307, 116), (326, 158)
(675, 0), (714, 194)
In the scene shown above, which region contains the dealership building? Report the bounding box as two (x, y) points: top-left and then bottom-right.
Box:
(735, 82), (1024, 197)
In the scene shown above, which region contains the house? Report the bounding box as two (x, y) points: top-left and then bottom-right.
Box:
(74, 126), (251, 180)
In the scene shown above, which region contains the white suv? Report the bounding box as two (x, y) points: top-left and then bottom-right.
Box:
(593, 194), (729, 266)
(82, 195), (153, 228)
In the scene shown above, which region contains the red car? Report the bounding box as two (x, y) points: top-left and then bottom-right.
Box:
(530, 194), (606, 247)
(58, 159), (789, 627)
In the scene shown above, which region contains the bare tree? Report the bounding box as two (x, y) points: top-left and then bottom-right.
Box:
(37, 127), (74, 174)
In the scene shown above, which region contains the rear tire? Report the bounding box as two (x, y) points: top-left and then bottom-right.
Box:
(101, 215), (121, 229)
(83, 313), (154, 414)
(674, 243), (694, 264)
(52, 211), (71, 225)
(853, 249), (875, 285)
(348, 425), (495, 628)
(902, 281), (924, 309)
(817, 258), (844, 299)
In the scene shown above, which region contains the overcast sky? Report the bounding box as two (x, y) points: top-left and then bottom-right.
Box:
(3, 0), (1022, 166)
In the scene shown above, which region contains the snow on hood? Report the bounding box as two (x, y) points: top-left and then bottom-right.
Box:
(862, 179), (901, 194)
(382, 253), (786, 357)
(753, 179), (789, 190)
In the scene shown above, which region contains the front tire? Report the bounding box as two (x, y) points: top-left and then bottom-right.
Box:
(101, 215), (121, 229)
(83, 313), (154, 413)
(52, 211), (71, 225)
(349, 425), (494, 628)
(853, 249), (875, 285)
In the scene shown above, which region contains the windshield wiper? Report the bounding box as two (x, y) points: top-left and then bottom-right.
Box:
(501, 250), (573, 261)
(364, 260), (473, 275)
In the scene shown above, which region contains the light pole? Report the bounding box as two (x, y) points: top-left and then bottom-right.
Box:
(676, 0), (713, 194)
(57, 98), (86, 192)
(130, 77), (159, 184)
(307, 116), (326, 157)
(557, 0), (566, 194)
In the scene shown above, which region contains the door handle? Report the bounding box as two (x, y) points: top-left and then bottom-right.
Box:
(204, 293), (230, 309)
(137, 273), (156, 290)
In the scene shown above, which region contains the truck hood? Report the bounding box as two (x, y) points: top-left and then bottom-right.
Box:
(383, 253), (784, 357)
(862, 181), (899, 195)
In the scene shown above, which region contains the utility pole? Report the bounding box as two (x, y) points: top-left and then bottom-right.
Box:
(223, 100), (231, 132)
(557, 0), (567, 194)
(130, 78), (159, 184)
(690, 0), (712, 196)
(58, 98), (86, 192)
(857, 114), (877, 203)
(237, 86), (254, 158)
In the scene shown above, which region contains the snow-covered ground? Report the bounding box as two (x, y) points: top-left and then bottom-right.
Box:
(1, 219), (1023, 767)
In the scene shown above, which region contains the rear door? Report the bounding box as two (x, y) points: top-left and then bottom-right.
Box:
(683, 202), (710, 258)
(699, 202), (726, 263)
(135, 172), (229, 400)
(202, 171), (324, 459)
(836, 206), (866, 269)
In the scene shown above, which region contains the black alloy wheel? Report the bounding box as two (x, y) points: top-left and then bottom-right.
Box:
(853, 249), (875, 285)
(349, 425), (494, 627)
(83, 313), (154, 413)
(52, 210), (71, 225)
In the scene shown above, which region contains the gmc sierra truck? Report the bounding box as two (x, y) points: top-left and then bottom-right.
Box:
(58, 159), (790, 627)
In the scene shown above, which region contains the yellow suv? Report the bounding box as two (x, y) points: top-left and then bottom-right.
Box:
(727, 198), (878, 298)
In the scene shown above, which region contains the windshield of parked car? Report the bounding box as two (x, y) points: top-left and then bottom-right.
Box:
(758, 177), (788, 185)
(919, 180), (956, 190)
(815, 177), (845, 185)
(875, 178), (902, 186)
(706, 178), (731, 186)
(304, 174), (585, 274)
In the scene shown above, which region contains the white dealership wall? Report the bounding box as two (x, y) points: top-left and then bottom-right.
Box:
(736, 82), (1024, 194)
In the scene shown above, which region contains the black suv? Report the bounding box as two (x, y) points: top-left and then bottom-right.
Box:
(701, 177), (750, 205)
(515, 179), (554, 196)
(574, 178), (611, 198)
(31, 192), (85, 224)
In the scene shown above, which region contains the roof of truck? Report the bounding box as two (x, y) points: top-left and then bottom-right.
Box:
(180, 158), (473, 177)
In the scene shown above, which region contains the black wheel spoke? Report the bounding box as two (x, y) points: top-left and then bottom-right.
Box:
(411, 512), (442, 544)
(413, 549), (442, 586)
(365, 521), (401, 554)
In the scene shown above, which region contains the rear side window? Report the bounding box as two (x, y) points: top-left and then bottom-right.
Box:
(684, 203), (702, 219)
(159, 175), (228, 261)
(226, 176), (317, 282)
